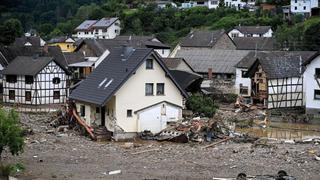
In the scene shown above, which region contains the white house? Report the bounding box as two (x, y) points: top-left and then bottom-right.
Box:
(234, 52), (257, 97)
(181, 0), (219, 9)
(291, 0), (319, 17)
(155, 1), (178, 8)
(70, 47), (187, 139)
(74, 18), (121, 40)
(303, 53), (320, 114)
(228, 26), (273, 39)
(2, 56), (70, 106)
(225, 0), (256, 10)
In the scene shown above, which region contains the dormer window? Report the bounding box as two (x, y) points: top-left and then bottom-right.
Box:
(146, 59), (153, 69)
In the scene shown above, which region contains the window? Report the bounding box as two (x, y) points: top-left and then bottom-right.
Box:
(25, 75), (34, 84)
(295, 6), (297, 10)
(241, 70), (247, 78)
(53, 91), (60, 99)
(295, 0), (297, 3)
(52, 77), (61, 84)
(96, 107), (100, 113)
(80, 105), (85, 117)
(9, 90), (15, 100)
(145, 83), (154, 96)
(315, 90), (320, 100)
(315, 68), (320, 78)
(303, 6), (306, 10)
(67, 45), (70, 49)
(127, 109), (132, 117)
(25, 91), (31, 101)
(240, 84), (249, 95)
(156, 83), (165, 95)
(6, 75), (17, 83)
(231, 33), (239, 38)
(146, 59), (153, 69)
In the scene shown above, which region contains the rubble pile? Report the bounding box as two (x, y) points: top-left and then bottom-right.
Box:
(140, 115), (240, 143)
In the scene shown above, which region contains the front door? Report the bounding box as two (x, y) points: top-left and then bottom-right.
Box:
(101, 106), (106, 126)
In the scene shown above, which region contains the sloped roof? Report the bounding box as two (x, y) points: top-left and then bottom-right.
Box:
(235, 51), (257, 69)
(234, 26), (271, 35)
(162, 57), (195, 72)
(70, 47), (187, 106)
(180, 30), (226, 47)
(175, 49), (250, 74)
(48, 36), (75, 44)
(2, 56), (53, 75)
(63, 52), (86, 65)
(75, 20), (97, 31)
(92, 17), (118, 28)
(246, 51), (317, 79)
(169, 70), (202, 91)
(13, 36), (42, 47)
(233, 37), (275, 51)
(74, 38), (170, 57)
(0, 46), (70, 73)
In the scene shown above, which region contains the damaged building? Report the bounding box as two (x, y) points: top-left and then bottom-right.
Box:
(244, 51), (317, 109)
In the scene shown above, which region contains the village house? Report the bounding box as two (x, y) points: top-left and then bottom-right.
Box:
(13, 35), (46, 47)
(155, 0), (178, 8)
(245, 51), (317, 109)
(228, 26), (273, 39)
(2, 55), (70, 109)
(170, 30), (236, 57)
(47, 37), (76, 52)
(225, 0), (256, 10)
(303, 53), (320, 115)
(173, 49), (250, 94)
(69, 47), (187, 139)
(233, 37), (276, 51)
(290, 0), (319, 17)
(74, 17), (121, 40)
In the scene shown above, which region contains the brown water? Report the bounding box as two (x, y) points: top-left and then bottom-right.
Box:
(236, 122), (320, 140)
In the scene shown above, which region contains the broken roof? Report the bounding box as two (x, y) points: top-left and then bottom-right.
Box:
(233, 26), (272, 35)
(175, 49), (250, 74)
(2, 56), (61, 76)
(180, 30), (226, 47)
(70, 47), (187, 106)
(233, 37), (275, 51)
(63, 52), (86, 65)
(169, 70), (202, 91)
(246, 51), (317, 79)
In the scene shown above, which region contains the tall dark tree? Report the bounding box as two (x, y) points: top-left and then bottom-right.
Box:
(0, 18), (23, 45)
(304, 23), (320, 51)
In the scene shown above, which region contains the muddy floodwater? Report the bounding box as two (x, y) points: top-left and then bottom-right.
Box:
(236, 121), (320, 140)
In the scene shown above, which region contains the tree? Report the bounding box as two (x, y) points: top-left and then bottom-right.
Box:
(0, 18), (23, 45)
(304, 23), (320, 51)
(0, 109), (24, 160)
(186, 93), (217, 117)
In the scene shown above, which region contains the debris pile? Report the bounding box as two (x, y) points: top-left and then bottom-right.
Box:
(140, 116), (237, 143)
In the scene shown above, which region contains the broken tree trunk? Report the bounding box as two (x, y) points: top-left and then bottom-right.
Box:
(202, 137), (233, 149)
(72, 109), (96, 140)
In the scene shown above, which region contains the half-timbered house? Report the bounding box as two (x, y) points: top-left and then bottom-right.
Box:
(2, 56), (70, 107)
(246, 51), (317, 109)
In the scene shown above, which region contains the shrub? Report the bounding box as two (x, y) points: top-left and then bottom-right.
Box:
(186, 93), (218, 118)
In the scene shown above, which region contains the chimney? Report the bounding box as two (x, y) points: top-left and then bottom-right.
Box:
(43, 44), (49, 53)
(208, 68), (213, 80)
